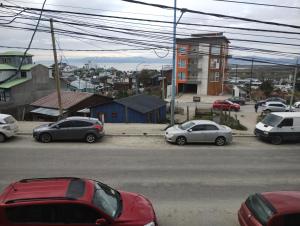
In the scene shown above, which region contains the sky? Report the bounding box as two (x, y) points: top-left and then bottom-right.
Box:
(0, 0), (299, 65)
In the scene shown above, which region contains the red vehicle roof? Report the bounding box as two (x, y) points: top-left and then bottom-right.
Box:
(263, 191), (300, 214)
(0, 177), (94, 205)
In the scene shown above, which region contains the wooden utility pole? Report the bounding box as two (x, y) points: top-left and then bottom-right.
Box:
(289, 58), (299, 111)
(50, 18), (63, 117)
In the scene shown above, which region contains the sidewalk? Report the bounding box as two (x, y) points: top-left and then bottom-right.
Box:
(17, 121), (254, 137)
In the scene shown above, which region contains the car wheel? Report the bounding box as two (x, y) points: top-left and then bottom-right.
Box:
(0, 133), (6, 142)
(264, 109), (271, 114)
(86, 133), (96, 143)
(215, 136), (226, 146)
(270, 136), (282, 145)
(40, 133), (52, 143)
(176, 136), (186, 145)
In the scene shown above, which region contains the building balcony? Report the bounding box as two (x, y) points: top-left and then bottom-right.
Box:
(186, 76), (202, 84)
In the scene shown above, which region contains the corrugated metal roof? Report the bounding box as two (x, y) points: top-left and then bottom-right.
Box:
(30, 91), (94, 110)
(0, 51), (33, 56)
(115, 94), (166, 114)
(30, 107), (66, 116)
(0, 78), (30, 89)
(0, 64), (17, 70)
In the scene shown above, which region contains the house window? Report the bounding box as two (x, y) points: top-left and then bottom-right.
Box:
(21, 71), (27, 78)
(210, 58), (221, 69)
(112, 112), (118, 118)
(178, 59), (186, 68)
(178, 72), (186, 80)
(209, 72), (220, 81)
(211, 45), (221, 55)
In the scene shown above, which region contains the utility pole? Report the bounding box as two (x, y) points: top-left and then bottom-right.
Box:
(235, 64), (238, 84)
(50, 18), (63, 118)
(249, 58), (254, 101)
(170, 2), (186, 125)
(289, 58), (299, 111)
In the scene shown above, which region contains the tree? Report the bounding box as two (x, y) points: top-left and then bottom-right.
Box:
(260, 80), (274, 97)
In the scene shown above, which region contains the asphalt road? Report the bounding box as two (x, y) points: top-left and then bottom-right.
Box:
(0, 136), (300, 226)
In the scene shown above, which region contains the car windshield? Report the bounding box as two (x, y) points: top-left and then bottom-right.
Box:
(92, 182), (121, 219)
(4, 116), (16, 124)
(179, 121), (196, 130)
(261, 114), (282, 127)
(226, 100), (234, 104)
(246, 194), (275, 225)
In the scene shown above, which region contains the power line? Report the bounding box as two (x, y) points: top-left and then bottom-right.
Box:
(212, 0), (300, 10)
(122, 0), (300, 29)
(2, 4), (300, 35)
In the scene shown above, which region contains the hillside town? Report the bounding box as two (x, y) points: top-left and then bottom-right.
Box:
(0, 1), (300, 226)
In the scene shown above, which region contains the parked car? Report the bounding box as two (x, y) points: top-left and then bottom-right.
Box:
(0, 113), (18, 142)
(255, 112), (300, 144)
(257, 97), (287, 106)
(33, 117), (104, 143)
(294, 101), (300, 108)
(165, 120), (232, 146)
(238, 191), (300, 226)
(261, 101), (295, 113)
(227, 97), (246, 105)
(0, 177), (158, 226)
(212, 100), (240, 111)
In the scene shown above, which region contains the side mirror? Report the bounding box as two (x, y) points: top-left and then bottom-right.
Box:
(187, 129), (192, 132)
(96, 218), (107, 225)
(53, 125), (60, 129)
(277, 125), (282, 128)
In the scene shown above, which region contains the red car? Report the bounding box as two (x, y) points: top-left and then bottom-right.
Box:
(0, 177), (157, 226)
(212, 100), (240, 111)
(238, 191), (300, 226)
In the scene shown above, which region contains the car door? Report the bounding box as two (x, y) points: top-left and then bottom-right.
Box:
(203, 124), (220, 142)
(52, 120), (74, 140)
(278, 118), (295, 141)
(188, 124), (207, 142)
(71, 120), (92, 140)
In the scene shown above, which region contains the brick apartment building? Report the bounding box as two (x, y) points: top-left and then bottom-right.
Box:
(176, 33), (230, 96)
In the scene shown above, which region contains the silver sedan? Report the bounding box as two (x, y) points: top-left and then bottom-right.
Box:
(165, 120), (232, 146)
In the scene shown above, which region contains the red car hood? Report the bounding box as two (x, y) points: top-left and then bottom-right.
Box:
(114, 191), (156, 226)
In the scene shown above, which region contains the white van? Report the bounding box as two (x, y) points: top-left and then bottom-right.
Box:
(0, 113), (18, 142)
(255, 112), (300, 144)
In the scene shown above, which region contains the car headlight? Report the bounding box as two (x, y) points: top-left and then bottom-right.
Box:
(264, 131), (269, 135)
(144, 222), (155, 226)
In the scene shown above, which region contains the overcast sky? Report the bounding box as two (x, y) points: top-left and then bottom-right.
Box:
(0, 0), (299, 64)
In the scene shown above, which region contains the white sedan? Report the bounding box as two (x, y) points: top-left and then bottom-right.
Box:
(165, 120), (232, 146)
(294, 101), (300, 108)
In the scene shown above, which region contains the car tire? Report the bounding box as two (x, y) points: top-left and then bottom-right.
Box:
(86, 133), (97, 143)
(270, 136), (282, 145)
(40, 133), (52, 143)
(0, 133), (6, 142)
(215, 136), (226, 146)
(176, 136), (187, 145)
(264, 109), (271, 114)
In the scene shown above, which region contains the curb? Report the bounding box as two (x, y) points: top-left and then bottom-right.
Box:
(18, 132), (255, 138)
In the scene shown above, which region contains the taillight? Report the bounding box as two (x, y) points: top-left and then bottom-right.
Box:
(93, 124), (103, 131)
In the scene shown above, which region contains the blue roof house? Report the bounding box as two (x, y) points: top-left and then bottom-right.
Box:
(91, 94), (167, 123)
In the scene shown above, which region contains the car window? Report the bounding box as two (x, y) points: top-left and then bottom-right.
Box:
(72, 120), (93, 127)
(6, 205), (56, 223)
(191, 125), (206, 131)
(279, 118), (293, 127)
(55, 204), (101, 224)
(6, 204), (101, 224)
(57, 121), (73, 128)
(179, 121), (196, 130)
(283, 213), (300, 226)
(262, 114), (282, 127)
(245, 194), (275, 225)
(205, 125), (219, 131)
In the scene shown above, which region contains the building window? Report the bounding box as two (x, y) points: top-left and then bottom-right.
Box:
(211, 45), (221, 55)
(21, 71), (27, 78)
(178, 72), (186, 80)
(210, 58), (221, 69)
(178, 47), (186, 55)
(112, 112), (118, 118)
(209, 72), (220, 82)
(178, 59), (186, 68)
